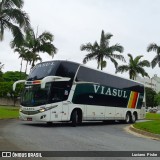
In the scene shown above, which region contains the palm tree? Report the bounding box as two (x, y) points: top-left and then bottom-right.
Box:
(11, 28), (57, 69)
(80, 30), (125, 70)
(0, 0), (30, 46)
(147, 43), (160, 68)
(14, 46), (28, 74)
(116, 54), (150, 80)
(0, 62), (3, 81)
(0, 61), (4, 71)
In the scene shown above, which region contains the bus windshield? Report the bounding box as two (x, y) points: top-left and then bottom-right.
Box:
(21, 84), (51, 107)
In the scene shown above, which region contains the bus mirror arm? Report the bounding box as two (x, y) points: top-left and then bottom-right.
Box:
(41, 76), (71, 89)
(13, 80), (26, 91)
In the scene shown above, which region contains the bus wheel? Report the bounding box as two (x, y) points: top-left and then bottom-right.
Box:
(71, 110), (78, 127)
(131, 113), (137, 123)
(125, 112), (132, 124)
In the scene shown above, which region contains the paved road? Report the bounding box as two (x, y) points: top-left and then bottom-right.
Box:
(1, 120), (160, 160)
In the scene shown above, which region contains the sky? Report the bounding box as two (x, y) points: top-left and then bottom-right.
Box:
(0, 0), (160, 79)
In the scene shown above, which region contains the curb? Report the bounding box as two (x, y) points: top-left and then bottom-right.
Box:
(128, 125), (160, 140)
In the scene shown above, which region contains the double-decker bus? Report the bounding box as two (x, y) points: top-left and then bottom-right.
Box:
(13, 60), (145, 126)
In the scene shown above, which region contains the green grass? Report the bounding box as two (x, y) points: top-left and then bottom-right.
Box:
(133, 120), (160, 134)
(133, 113), (160, 134)
(0, 106), (19, 119)
(145, 113), (160, 120)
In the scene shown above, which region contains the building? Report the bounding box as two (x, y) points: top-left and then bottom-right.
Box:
(136, 75), (160, 93)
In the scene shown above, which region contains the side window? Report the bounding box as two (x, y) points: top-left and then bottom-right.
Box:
(50, 87), (64, 102)
(49, 82), (71, 103)
(76, 66), (144, 93)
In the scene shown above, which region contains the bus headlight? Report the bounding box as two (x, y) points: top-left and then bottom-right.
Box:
(39, 105), (58, 113)
(39, 108), (45, 112)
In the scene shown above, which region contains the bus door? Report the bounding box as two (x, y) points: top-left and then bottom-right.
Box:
(49, 84), (69, 121)
(61, 101), (69, 121)
(49, 102), (63, 121)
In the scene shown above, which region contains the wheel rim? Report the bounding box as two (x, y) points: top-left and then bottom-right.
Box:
(126, 114), (130, 123)
(132, 114), (136, 122)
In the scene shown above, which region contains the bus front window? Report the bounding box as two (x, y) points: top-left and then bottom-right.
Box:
(21, 84), (51, 107)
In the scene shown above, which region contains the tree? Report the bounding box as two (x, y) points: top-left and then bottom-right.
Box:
(0, 0), (30, 46)
(0, 62), (4, 81)
(3, 71), (27, 82)
(14, 46), (28, 74)
(0, 71), (27, 106)
(116, 54), (150, 80)
(0, 61), (4, 71)
(147, 43), (160, 68)
(11, 28), (57, 68)
(145, 87), (157, 107)
(154, 92), (160, 106)
(80, 30), (125, 70)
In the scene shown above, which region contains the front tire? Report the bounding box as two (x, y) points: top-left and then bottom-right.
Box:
(71, 110), (78, 127)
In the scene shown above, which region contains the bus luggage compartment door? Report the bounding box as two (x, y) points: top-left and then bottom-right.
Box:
(86, 105), (105, 120)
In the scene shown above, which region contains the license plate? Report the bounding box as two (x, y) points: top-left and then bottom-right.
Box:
(27, 118), (32, 121)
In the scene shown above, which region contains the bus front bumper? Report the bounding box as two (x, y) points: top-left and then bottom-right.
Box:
(19, 111), (50, 122)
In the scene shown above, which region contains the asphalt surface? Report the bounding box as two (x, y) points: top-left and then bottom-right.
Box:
(1, 119), (160, 160)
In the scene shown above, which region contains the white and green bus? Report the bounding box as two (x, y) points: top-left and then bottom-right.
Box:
(13, 60), (145, 126)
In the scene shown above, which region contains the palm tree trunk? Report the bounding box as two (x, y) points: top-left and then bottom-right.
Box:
(100, 57), (103, 70)
(20, 58), (23, 78)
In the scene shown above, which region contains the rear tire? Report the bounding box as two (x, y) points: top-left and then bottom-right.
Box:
(71, 110), (78, 127)
(125, 112), (132, 124)
(131, 113), (137, 123)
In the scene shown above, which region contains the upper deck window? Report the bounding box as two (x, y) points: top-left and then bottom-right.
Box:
(27, 61), (79, 81)
(27, 61), (60, 81)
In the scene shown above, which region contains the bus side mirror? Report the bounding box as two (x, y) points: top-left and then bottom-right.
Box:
(13, 80), (26, 91)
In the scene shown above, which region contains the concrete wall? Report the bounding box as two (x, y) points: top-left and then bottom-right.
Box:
(0, 98), (20, 106)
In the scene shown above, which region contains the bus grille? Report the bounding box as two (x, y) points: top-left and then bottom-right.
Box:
(21, 110), (39, 115)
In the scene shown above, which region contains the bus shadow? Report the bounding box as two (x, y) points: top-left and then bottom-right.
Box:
(21, 120), (126, 128)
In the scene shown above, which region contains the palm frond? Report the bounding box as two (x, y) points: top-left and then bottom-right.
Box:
(110, 44), (124, 53)
(134, 55), (143, 64)
(80, 43), (95, 51)
(151, 56), (159, 68)
(3, 8), (30, 30)
(100, 30), (113, 47)
(39, 43), (57, 56)
(0, 22), (4, 41)
(2, 0), (24, 9)
(4, 20), (24, 47)
(109, 57), (118, 69)
(110, 53), (126, 62)
(116, 65), (129, 73)
(83, 52), (96, 64)
(136, 67), (150, 78)
(147, 43), (158, 52)
(138, 60), (150, 67)
(38, 31), (53, 42)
